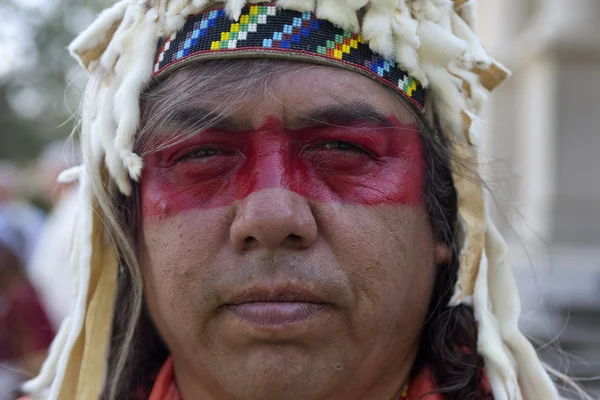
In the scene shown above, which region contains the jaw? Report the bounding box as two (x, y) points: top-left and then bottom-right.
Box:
(171, 338), (415, 400)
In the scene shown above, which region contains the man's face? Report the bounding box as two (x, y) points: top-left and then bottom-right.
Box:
(138, 65), (449, 400)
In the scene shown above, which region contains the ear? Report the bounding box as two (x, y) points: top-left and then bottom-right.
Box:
(433, 241), (452, 265)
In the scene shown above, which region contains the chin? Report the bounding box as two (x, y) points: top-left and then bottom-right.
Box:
(215, 344), (340, 400)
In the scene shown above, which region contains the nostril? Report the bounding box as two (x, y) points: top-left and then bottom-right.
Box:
(244, 236), (257, 248)
(288, 234), (302, 242)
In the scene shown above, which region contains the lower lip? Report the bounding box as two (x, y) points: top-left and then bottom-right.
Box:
(225, 302), (326, 327)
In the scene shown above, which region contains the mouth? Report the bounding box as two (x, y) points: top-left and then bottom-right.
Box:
(225, 302), (327, 326)
(222, 285), (329, 327)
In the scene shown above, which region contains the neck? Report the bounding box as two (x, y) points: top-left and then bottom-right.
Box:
(171, 346), (417, 400)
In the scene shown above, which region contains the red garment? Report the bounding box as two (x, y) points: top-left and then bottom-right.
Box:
(20, 357), (491, 400)
(148, 357), (443, 400)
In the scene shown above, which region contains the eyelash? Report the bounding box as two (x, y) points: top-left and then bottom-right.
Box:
(175, 140), (368, 162)
(176, 147), (221, 162)
(316, 140), (366, 153)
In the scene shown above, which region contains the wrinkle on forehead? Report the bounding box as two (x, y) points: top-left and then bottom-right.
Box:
(136, 60), (418, 155)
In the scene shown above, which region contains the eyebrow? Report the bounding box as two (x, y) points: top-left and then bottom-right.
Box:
(294, 102), (391, 127)
(154, 101), (391, 134)
(165, 108), (238, 131)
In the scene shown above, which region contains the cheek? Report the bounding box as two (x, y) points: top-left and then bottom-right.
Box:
(317, 203), (436, 331)
(138, 208), (233, 335)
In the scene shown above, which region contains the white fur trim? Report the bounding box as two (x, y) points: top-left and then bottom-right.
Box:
(226, 0), (247, 20)
(276, 0), (315, 12)
(112, 13), (157, 181)
(316, 0), (360, 32)
(391, 8), (419, 48)
(165, 0), (190, 31)
(345, 0), (368, 10)
(68, 0), (129, 70)
(56, 166), (83, 184)
(99, 4), (139, 72)
(454, 0), (476, 30)
(94, 81), (133, 195)
(362, 0), (395, 58)
(473, 247), (520, 399)
(417, 19), (466, 66)
(450, 12), (489, 66)
(486, 220), (560, 400)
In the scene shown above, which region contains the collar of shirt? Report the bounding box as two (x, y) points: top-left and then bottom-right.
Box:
(148, 357), (444, 400)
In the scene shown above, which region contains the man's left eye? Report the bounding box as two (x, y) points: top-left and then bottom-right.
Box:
(320, 141), (365, 153)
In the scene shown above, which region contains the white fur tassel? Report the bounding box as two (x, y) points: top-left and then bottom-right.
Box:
(181, 1), (205, 17)
(94, 81), (133, 195)
(277, 0), (315, 12)
(392, 4), (419, 48)
(425, 66), (465, 133)
(226, 0), (247, 20)
(394, 40), (427, 85)
(447, 63), (487, 114)
(112, 13), (157, 182)
(473, 249), (520, 400)
(99, 4), (139, 72)
(56, 166), (83, 184)
(431, 0), (454, 27)
(316, 0), (360, 32)
(345, 0), (368, 10)
(391, 3), (425, 84)
(362, 0), (395, 59)
(450, 12), (489, 66)
(486, 220), (560, 400)
(68, 0), (129, 70)
(165, 0), (191, 31)
(454, 0), (476, 30)
(417, 19), (466, 66)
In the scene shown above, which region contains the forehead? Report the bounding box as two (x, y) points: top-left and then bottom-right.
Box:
(146, 61), (418, 128)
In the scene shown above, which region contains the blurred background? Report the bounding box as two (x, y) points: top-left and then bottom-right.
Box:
(0, 0), (598, 397)
(478, 0), (600, 397)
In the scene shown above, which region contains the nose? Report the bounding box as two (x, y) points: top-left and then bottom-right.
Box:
(230, 188), (318, 251)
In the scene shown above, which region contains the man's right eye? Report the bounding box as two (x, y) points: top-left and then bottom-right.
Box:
(177, 148), (221, 162)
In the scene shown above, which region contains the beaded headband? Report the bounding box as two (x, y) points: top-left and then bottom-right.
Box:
(154, 3), (426, 109)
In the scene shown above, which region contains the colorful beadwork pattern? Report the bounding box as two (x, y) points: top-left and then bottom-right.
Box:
(153, 3), (425, 109)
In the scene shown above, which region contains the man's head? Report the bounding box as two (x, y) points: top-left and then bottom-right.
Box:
(133, 60), (452, 399)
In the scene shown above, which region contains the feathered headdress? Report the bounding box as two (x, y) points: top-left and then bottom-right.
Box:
(23, 0), (560, 399)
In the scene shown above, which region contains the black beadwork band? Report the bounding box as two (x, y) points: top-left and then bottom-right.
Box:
(153, 3), (425, 109)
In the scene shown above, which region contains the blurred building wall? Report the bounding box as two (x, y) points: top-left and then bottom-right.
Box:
(479, 0), (600, 396)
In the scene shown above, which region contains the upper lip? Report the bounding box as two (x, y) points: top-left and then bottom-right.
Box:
(224, 284), (327, 305)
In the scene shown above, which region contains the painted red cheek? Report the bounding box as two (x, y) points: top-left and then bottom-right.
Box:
(140, 115), (423, 216)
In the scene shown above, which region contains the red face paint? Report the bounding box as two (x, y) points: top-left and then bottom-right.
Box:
(140, 116), (423, 216)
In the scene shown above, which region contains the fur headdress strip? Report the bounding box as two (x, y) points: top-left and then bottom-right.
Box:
(24, 1), (559, 399)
